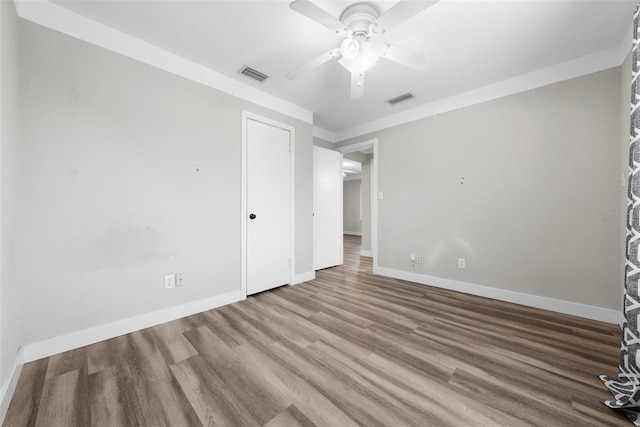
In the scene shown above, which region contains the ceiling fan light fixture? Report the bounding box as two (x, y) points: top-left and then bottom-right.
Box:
(287, 0), (439, 99)
(339, 40), (380, 73)
(360, 41), (382, 70)
(340, 38), (360, 60)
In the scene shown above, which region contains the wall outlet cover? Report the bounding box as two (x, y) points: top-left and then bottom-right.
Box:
(164, 274), (176, 289)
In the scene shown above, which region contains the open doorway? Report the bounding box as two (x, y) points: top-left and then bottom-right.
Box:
(342, 157), (362, 238)
(337, 139), (378, 270)
(342, 157), (363, 265)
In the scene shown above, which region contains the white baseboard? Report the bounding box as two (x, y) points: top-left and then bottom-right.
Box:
(619, 312), (626, 329)
(293, 271), (315, 285)
(360, 250), (372, 257)
(0, 347), (24, 425)
(375, 267), (620, 324)
(22, 290), (244, 363)
(344, 231), (362, 236)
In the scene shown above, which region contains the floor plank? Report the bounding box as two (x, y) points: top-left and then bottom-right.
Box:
(34, 368), (89, 427)
(170, 355), (260, 427)
(4, 234), (627, 426)
(263, 404), (316, 427)
(3, 358), (48, 427)
(87, 366), (128, 427)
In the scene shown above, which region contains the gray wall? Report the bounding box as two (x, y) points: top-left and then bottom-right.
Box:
(343, 180), (362, 234)
(0, 0), (21, 390)
(313, 137), (334, 150)
(344, 152), (368, 163)
(17, 20), (313, 345)
(338, 68), (623, 310)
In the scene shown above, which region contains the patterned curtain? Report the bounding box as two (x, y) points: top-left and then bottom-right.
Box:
(600, 6), (640, 425)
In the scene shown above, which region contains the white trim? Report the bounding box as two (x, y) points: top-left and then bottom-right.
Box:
(0, 348), (24, 425)
(360, 250), (372, 257)
(344, 231), (362, 236)
(619, 311), (626, 330)
(335, 46), (625, 142)
(292, 271), (315, 285)
(241, 112), (248, 297)
(14, 1), (631, 143)
(375, 267), (620, 324)
(290, 125), (296, 289)
(312, 126), (336, 143)
(241, 112), (296, 297)
(14, 0), (631, 141)
(371, 143), (378, 272)
(14, 0), (312, 125)
(22, 290), (243, 363)
(339, 152), (344, 267)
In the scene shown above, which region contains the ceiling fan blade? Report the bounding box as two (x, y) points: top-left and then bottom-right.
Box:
(382, 44), (429, 72)
(290, 0), (349, 35)
(286, 48), (341, 80)
(351, 70), (365, 99)
(375, 0), (439, 33)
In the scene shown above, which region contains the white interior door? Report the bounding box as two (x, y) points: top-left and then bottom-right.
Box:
(247, 118), (291, 295)
(313, 146), (343, 270)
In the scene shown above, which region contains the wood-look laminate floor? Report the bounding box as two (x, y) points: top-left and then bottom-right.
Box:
(5, 235), (627, 426)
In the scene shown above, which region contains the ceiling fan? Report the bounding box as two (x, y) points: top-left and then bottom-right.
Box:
(286, 0), (439, 99)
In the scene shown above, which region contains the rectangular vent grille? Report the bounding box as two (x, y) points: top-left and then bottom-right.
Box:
(238, 66), (270, 82)
(386, 92), (415, 105)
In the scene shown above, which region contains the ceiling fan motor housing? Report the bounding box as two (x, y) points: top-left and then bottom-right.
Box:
(340, 3), (380, 36)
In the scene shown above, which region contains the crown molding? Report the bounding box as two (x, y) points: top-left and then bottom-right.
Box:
(13, 1), (632, 143)
(14, 0), (313, 124)
(335, 45), (627, 142)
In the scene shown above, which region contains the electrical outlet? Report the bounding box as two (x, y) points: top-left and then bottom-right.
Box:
(416, 254), (422, 264)
(177, 273), (184, 287)
(458, 258), (466, 269)
(164, 274), (176, 289)
(410, 253), (416, 262)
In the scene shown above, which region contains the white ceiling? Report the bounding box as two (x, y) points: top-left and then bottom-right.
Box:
(52, 0), (635, 137)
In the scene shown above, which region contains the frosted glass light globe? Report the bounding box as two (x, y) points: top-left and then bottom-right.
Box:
(340, 38), (360, 60)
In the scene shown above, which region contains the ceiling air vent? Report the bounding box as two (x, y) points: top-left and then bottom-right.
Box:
(386, 92), (415, 105)
(238, 66), (270, 83)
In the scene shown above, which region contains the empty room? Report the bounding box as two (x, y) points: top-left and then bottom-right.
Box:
(0, 0), (638, 425)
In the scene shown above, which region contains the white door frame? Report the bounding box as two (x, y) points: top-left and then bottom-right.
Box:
(241, 111), (296, 298)
(336, 139), (378, 272)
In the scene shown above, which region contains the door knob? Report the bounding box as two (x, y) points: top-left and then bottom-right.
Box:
(249, 213), (256, 220)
